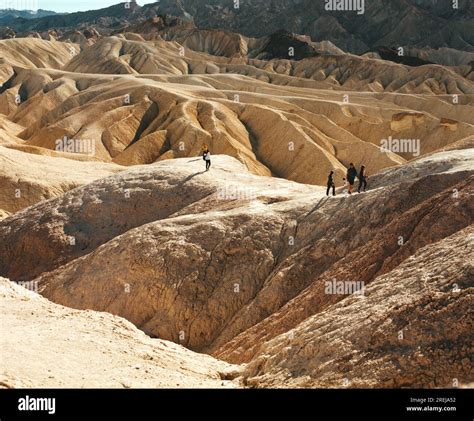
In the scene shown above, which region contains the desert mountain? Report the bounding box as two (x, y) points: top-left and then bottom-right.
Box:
(0, 149), (472, 388)
(154, 0), (474, 54)
(0, 277), (240, 388)
(2, 1), (472, 83)
(1, 36), (472, 188)
(0, 1), (473, 391)
(0, 9), (61, 25)
(2, 1), (473, 54)
(0, 145), (123, 217)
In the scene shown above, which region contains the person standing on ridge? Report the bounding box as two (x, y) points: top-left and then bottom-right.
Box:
(358, 165), (368, 193)
(204, 150), (211, 171)
(346, 163), (358, 195)
(202, 144), (209, 160)
(327, 171), (336, 196)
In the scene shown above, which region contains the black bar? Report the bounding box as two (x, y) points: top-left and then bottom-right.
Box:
(0, 389), (472, 420)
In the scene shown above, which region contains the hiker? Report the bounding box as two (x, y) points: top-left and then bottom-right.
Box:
(346, 163), (358, 195)
(202, 144), (209, 160)
(326, 171), (336, 196)
(358, 165), (368, 193)
(204, 150), (211, 171)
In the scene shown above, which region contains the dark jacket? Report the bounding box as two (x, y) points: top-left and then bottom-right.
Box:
(347, 167), (358, 182)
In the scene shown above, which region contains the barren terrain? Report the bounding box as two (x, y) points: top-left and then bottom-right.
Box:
(0, 1), (472, 389)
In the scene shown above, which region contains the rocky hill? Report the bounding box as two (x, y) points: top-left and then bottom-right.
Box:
(0, 277), (240, 388)
(142, 0), (474, 53)
(0, 1), (472, 390)
(0, 150), (472, 388)
(0, 9), (60, 26)
(2, 1), (473, 55)
(1, 36), (472, 191)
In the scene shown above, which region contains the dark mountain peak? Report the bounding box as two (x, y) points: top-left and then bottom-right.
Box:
(260, 29), (320, 60)
(373, 46), (434, 67)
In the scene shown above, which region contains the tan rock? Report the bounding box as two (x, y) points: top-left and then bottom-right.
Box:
(0, 278), (240, 388)
(242, 226), (474, 388)
(0, 145), (123, 214)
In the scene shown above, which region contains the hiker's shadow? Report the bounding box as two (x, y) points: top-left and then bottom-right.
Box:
(178, 170), (207, 186)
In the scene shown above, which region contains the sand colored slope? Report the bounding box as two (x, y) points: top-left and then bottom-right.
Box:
(0, 114), (24, 144)
(0, 156), (318, 283)
(0, 278), (240, 388)
(0, 38), (78, 110)
(61, 36), (474, 95)
(0, 38), (78, 69)
(3, 36), (469, 97)
(213, 165), (474, 362)
(2, 65), (472, 185)
(0, 145), (123, 215)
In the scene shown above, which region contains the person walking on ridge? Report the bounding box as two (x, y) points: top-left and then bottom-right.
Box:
(327, 171), (336, 196)
(358, 165), (368, 193)
(204, 150), (211, 171)
(346, 163), (358, 195)
(202, 144), (209, 159)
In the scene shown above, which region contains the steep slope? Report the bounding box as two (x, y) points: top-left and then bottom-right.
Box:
(0, 146), (123, 216)
(0, 38), (77, 70)
(0, 114), (23, 144)
(0, 278), (240, 388)
(242, 226), (473, 388)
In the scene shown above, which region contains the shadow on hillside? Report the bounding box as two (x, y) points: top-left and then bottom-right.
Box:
(179, 170), (207, 186)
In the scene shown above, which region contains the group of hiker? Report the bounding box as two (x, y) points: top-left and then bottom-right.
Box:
(327, 163), (368, 196)
(200, 144), (368, 196)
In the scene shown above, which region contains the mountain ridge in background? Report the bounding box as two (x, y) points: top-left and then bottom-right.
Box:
(1, 0), (473, 53)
